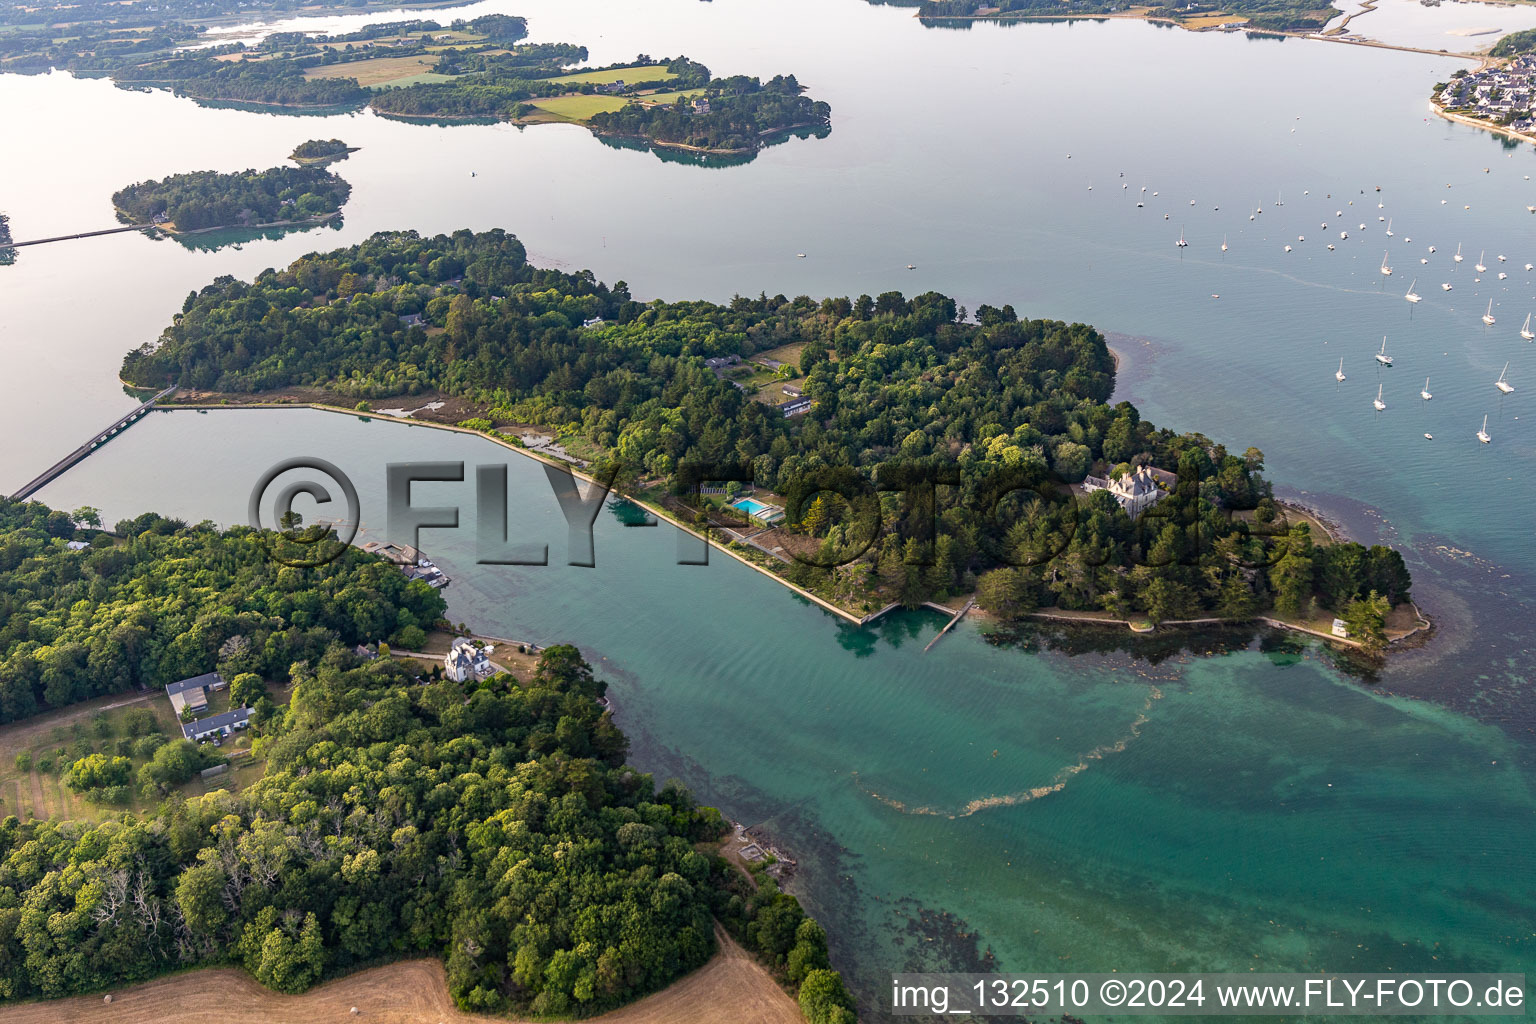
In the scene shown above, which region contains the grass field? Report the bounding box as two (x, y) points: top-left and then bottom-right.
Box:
(640, 88), (706, 105)
(544, 63), (674, 86)
(1180, 12), (1248, 26)
(0, 927), (801, 1024)
(529, 93), (632, 120)
(0, 691), (179, 822)
(303, 54), (439, 86)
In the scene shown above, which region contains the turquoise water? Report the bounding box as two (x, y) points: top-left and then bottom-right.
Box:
(732, 497), (775, 517)
(5, 0), (1536, 1015)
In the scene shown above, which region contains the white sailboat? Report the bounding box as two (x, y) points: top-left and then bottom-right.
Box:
(1373, 383), (1387, 411)
(1482, 300), (1496, 326)
(1176, 228), (1188, 248)
(1453, 243), (1464, 263)
(1276, 190), (1283, 206)
(1522, 313), (1534, 341)
(1336, 358), (1346, 382)
(1385, 218), (1394, 237)
(1495, 362), (1514, 394)
(1477, 414), (1491, 444)
(1380, 252), (1392, 276)
(1405, 278), (1421, 303)
(1442, 282), (1453, 292)
(1221, 235), (1228, 253)
(1475, 251), (1487, 273)
(1421, 376), (1433, 400)
(1375, 336), (1393, 366)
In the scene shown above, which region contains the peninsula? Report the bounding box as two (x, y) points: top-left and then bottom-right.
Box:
(879, 0), (1336, 34)
(111, 164), (351, 234)
(122, 229), (1415, 652)
(1433, 54), (1536, 146)
(0, 496), (855, 1022)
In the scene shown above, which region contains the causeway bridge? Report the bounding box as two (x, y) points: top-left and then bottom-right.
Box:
(10, 386), (178, 500)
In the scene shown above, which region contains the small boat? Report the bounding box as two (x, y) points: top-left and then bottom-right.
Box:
(1428, 245), (1437, 253)
(796, 253), (807, 258)
(1336, 358), (1347, 382)
(1424, 433), (1434, 440)
(1284, 245), (1293, 252)
(1477, 414), (1491, 444)
(1380, 252), (1392, 276)
(1495, 362), (1514, 394)
(1482, 300), (1496, 326)
(1522, 313), (1534, 341)
(1373, 384), (1387, 412)
(1442, 282), (1453, 292)
(1299, 235), (1306, 242)
(1498, 254), (1507, 262)
(1358, 223), (1366, 230)
(1176, 229), (1188, 248)
(1527, 264), (1534, 271)
(1221, 235), (1228, 253)
(1276, 190), (1284, 206)
(1375, 336), (1393, 366)
(1421, 376), (1433, 400)
(1475, 251), (1487, 273)
(1405, 279), (1421, 303)
(1385, 218), (1394, 237)
(1420, 258), (1429, 265)
(1137, 200), (1144, 208)
(1088, 183), (1093, 190)
(1340, 231), (1349, 240)
(906, 264), (916, 270)
(1327, 244), (1336, 251)
(1499, 272), (1508, 280)
(1453, 243), (1464, 263)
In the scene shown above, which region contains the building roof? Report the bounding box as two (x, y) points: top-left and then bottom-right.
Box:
(166, 672), (221, 697)
(182, 706), (251, 740)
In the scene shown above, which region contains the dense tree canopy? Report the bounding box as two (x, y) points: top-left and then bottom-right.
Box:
(0, 639), (850, 1015)
(112, 165), (351, 232)
(289, 139), (353, 161)
(0, 498), (445, 725)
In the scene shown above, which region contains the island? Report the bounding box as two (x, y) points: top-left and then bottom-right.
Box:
(0, 212), (12, 266)
(0, 6), (832, 158)
(1433, 55), (1536, 145)
(370, 55), (832, 156)
(122, 229), (1417, 654)
(873, 0), (1335, 34)
(289, 138), (358, 164)
(111, 164), (351, 234)
(0, 495), (856, 1022)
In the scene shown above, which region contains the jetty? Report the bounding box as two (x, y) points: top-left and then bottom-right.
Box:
(0, 224), (152, 249)
(923, 597), (976, 652)
(9, 386), (177, 500)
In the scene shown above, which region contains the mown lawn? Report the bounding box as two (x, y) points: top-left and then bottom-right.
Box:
(529, 93), (633, 120)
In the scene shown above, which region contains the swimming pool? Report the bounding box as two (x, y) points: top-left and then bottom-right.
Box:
(732, 498), (773, 517)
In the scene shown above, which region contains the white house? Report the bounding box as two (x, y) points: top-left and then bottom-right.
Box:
(1081, 465), (1169, 519)
(444, 638), (493, 683)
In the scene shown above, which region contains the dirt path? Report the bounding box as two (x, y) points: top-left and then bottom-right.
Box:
(0, 927), (803, 1024)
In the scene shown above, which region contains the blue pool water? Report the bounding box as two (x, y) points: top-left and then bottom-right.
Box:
(733, 498), (773, 517)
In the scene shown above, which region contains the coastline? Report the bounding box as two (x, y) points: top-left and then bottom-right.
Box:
(155, 394), (1429, 651)
(1432, 97), (1536, 146)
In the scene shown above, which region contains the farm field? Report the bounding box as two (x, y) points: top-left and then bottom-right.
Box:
(303, 54), (439, 86)
(529, 92), (632, 120)
(545, 63), (674, 86)
(0, 927), (801, 1024)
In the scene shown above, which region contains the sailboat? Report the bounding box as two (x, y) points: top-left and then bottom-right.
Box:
(1421, 376), (1433, 400)
(1380, 252), (1393, 276)
(1336, 358), (1346, 382)
(1375, 336), (1393, 366)
(1276, 190), (1283, 206)
(1405, 278), (1421, 303)
(1176, 228), (1188, 248)
(1482, 300), (1496, 326)
(1453, 243), (1464, 263)
(1477, 414), (1491, 444)
(1373, 383), (1387, 411)
(1385, 218), (1394, 237)
(1475, 251), (1487, 273)
(1221, 235), (1228, 253)
(1495, 362), (1514, 394)
(1522, 313), (1534, 341)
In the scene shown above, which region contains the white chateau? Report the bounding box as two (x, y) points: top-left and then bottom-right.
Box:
(1080, 465), (1171, 519)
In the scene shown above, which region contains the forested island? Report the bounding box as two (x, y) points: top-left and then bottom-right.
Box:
(0, 6), (830, 157)
(289, 138), (357, 164)
(0, 496), (855, 1020)
(121, 229), (1415, 650)
(112, 164), (350, 233)
(369, 54), (832, 155)
(882, 0), (1333, 33)
(0, 213), (12, 267)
